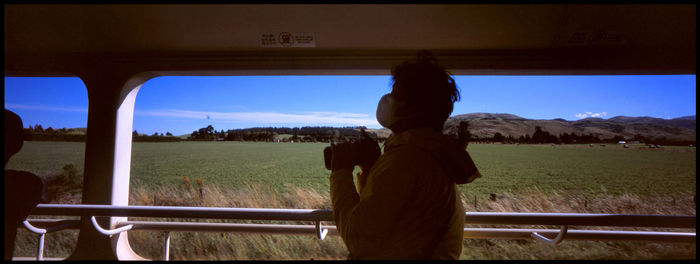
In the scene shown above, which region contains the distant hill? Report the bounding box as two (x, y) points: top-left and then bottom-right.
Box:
(365, 128), (392, 139)
(607, 116), (696, 131)
(54, 113), (695, 143)
(442, 114), (696, 142)
(675, 115), (696, 120)
(450, 113), (526, 121)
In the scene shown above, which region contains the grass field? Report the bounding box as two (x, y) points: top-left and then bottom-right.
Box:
(6, 141), (697, 260)
(7, 141), (697, 197)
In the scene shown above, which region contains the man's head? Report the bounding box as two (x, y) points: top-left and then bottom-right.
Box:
(5, 109), (24, 165)
(376, 50), (460, 134)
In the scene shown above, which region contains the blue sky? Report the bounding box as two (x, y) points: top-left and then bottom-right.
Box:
(4, 75), (696, 136)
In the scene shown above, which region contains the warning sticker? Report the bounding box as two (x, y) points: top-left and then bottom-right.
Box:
(557, 30), (627, 47)
(260, 32), (316, 48)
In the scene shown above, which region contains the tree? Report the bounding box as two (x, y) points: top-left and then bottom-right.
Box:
(493, 132), (505, 143)
(531, 126), (555, 143)
(133, 130), (139, 137)
(225, 131), (236, 141)
(632, 134), (647, 143)
(559, 132), (572, 144)
(458, 121), (472, 143)
(166, 132), (173, 137)
(532, 126), (544, 143)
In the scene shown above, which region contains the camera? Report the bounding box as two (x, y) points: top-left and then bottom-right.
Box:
(323, 129), (381, 170)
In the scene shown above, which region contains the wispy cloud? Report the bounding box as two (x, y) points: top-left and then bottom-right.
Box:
(575, 111), (608, 119)
(136, 109), (380, 127)
(4, 104), (380, 127)
(5, 104), (88, 113)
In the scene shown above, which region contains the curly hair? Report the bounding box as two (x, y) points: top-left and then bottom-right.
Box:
(390, 50), (461, 132)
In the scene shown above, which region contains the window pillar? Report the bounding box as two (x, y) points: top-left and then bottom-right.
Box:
(68, 70), (155, 260)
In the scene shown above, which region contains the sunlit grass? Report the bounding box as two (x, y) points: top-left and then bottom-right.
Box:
(7, 142), (696, 197)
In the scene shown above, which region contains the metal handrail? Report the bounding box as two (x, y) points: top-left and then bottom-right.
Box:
(22, 221), (46, 261)
(531, 225), (568, 244)
(23, 219), (696, 244)
(22, 219), (80, 230)
(31, 204), (333, 221)
(463, 227), (695, 243)
(90, 216), (134, 236)
(22, 219), (81, 261)
(21, 203), (695, 261)
(30, 204), (696, 229)
(464, 212), (696, 228)
(120, 221), (340, 235)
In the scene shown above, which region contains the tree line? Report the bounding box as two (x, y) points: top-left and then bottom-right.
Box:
(21, 122), (695, 146)
(22, 125), (86, 142)
(21, 124), (180, 142)
(188, 125), (374, 143)
(132, 130), (180, 142)
(451, 121), (695, 146)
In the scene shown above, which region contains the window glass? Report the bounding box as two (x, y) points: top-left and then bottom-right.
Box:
(5, 75), (695, 260)
(4, 76), (88, 258)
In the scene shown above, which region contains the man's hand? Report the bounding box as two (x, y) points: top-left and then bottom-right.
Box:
(357, 129), (381, 170)
(330, 143), (355, 172)
(330, 129), (381, 173)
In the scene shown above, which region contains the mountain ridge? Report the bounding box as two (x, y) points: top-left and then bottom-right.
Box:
(443, 113), (696, 142)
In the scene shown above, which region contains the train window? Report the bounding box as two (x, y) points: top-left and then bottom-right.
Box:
(126, 74), (696, 208)
(126, 74), (695, 260)
(4, 77), (88, 203)
(4, 76), (88, 259)
(5, 74), (695, 260)
(128, 76), (390, 207)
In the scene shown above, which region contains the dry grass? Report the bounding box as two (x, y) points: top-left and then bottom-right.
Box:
(16, 184), (695, 260)
(127, 183), (339, 260)
(131, 183), (331, 209)
(125, 184), (695, 260)
(464, 186), (696, 216)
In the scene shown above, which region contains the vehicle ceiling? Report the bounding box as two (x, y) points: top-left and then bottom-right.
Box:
(4, 4), (696, 76)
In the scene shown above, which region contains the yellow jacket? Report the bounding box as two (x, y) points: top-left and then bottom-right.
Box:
(330, 127), (480, 260)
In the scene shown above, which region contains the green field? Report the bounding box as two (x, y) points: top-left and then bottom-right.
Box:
(7, 141), (696, 260)
(6, 141), (696, 197)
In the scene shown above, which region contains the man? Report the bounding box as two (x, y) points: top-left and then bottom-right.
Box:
(4, 109), (48, 260)
(329, 51), (481, 260)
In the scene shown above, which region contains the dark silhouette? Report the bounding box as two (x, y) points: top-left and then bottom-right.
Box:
(4, 110), (49, 260)
(328, 51), (482, 260)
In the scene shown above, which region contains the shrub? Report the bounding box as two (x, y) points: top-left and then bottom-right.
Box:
(45, 164), (83, 202)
